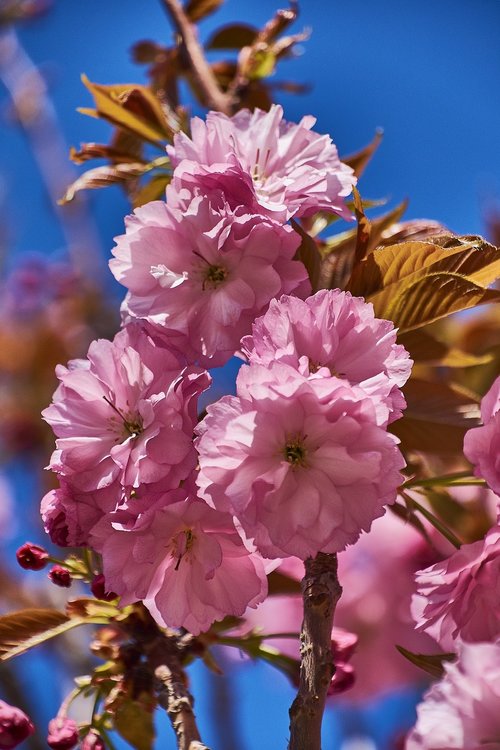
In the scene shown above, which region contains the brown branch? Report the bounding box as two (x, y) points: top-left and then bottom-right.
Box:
(288, 553), (342, 750)
(148, 637), (210, 750)
(160, 0), (232, 115)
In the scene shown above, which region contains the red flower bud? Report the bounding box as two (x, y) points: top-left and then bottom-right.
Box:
(0, 701), (35, 749)
(91, 575), (116, 602)
(47, 718), (78, 750)
(48, 566), (72, 588)
(16, 542), (49, 570)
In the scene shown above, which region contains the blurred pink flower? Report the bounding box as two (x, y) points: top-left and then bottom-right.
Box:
(241, 290), (412, 424)
(91, 492), (268, 635)
(167, 105), (356, 221)
(406, 640), (500, 749)
(40, 482), (118, 547)
(249, 514), (440, 701)
(412, 522), (500, 651)
(196, 362), (405, 559)
(43, 323), (209, 491)
(0, 701), (34, 749)
(110, 192), (309, 366)
(464, 375), (500, 495)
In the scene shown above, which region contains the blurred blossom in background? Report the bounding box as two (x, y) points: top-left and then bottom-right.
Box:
(0, 0), (499, 748)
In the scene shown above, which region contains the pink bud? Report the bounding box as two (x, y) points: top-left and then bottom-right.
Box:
(80, 732), (105, 750)
(328, 662), (356, 695)
(0, 701), (35, 749)
(47, 717), (78, 750)
(90, 575), (116, 602)
(48, 566), (71, 588)
(16, 542), (48, 570)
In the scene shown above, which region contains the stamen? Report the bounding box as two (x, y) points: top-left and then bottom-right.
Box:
(284, 434), (308, 467)
(103, 396), (143, 438)
(202, 264), (228, 290)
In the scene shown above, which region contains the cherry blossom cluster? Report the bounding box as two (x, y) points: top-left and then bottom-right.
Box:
(403, 375), (500, 748)
(41, 104), (413, 640)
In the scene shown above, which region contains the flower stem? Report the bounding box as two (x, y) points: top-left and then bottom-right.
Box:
(160, 0), (232, 115)
(401, 490), (462, 549)
(288, 552), (342, 750)
(147, 636), (210, 750)
(402, 471), (483, 490)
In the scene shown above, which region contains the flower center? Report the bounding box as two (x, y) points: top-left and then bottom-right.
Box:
(203, 264), (228, 290)
(103, 396), (143, 441)
(172, 528), (196, 570)
(123, 416), (143, 439)
(284, 435), (308, 468)
(307, 358), (344, 378)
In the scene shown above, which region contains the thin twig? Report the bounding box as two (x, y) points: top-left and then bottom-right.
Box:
(148, 636), (210, 750)
(288, 553), (342, 750)
(160, 0), (232, 115)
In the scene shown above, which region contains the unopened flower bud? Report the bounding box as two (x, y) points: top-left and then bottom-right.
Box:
(328, 662), (355, 695)
(80, 731), (105, 750)
(48, 566), (71, 588)
(16, 542), (48, 570)
(47, 717), (78, 750)
(0, 700), (35, 749)
(91, 575), (116, 602)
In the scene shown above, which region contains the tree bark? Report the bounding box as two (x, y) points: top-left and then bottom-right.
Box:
(288, 552), (342, 750)
(148, 638), (210, 750)
(160, 0), (232, 115)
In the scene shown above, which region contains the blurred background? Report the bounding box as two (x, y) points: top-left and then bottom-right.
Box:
(0, 1), (499, 748)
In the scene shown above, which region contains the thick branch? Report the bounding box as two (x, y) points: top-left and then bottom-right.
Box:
(288, 553), (342, 750)
(148, 638), (210, 750)
(160, 0), (232, 114)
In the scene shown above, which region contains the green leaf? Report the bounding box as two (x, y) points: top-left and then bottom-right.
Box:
(114, 699), (155, 750)
(206, 23), (258, 49)
(396, 645), (455, 679)
(422, 487), (470, 529)
(0, 608), (100, 662)
(246, 48), (277, 80)
(184, 0), (222, 23)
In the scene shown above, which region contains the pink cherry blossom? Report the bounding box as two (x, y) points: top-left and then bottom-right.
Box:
(196, 362), (405, 559)
(167, 105), (356, 221)
(43, 323), (209, 492)
(464, 375), (500, 495)
(412, 521), (500, 651)
(406, 640), (500, 750)
(40, 482), (119, 547)
(110, 190), (310, 366)
(241, 290), (412, 424)
(90, 491), (268, 635)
